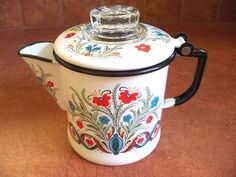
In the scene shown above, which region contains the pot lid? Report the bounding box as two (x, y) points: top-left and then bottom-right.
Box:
(54, 5), (185, 71)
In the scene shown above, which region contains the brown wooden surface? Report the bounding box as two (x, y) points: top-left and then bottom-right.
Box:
(0, 24), (236, 177)
(1, 0), (236, 29)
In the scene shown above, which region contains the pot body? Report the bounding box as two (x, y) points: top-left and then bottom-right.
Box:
(62, 65), (169, 165)
(21, 40), (207, 165)
(19, 4), (207, 166)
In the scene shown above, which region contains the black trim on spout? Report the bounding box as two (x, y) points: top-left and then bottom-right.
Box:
(18, 41), (54, 63)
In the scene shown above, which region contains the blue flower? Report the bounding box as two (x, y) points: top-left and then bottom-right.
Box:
(99, 116), (110, 125)
(123, 114), (132, 123)
(154, 31), (164, 36)
(85, 44), (101, 53)
(69, 101), (76, 112)
(150, 96), (159, 108)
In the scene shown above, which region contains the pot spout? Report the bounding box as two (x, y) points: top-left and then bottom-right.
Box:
(18, 42), (66, 111)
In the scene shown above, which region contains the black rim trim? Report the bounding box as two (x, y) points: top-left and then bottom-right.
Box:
(18, 41), (54, 63)
(53, 50), (177, 77)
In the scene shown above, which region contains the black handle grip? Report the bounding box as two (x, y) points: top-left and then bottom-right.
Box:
(173, 41), (207, 106)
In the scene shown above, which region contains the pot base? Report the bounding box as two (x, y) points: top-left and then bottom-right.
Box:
(67, 126), (161, 166)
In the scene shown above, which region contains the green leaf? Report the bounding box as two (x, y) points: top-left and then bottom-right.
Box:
(118, 127), (122, 134)
(153, 111), (159, 119)
(79, 117), (91, 123)
(128, 133), (135, 140)
(130, 120), (134, 125)
(134, 123), (142, 130)
(43, 73), (53, 79)
(125, 140), (131, 145)
(125, 125), (130, 132)
(86, 127), (99, 134)
(88, 112), (93, 118)
(145, 87), (151, 98)
(86, 124), (99, 131)
(72, 94), (80, 110)
(111, 126), (115, 135)
(80, 103), (85, 110)
(112, 84), (121, 110)
(119, 103), (137, 116)
(102, 141), (108, 149)
(91, 108), (97, 112)
(92, 132), (104, 140)
(92, 112), (98, 119)
(137, 108), (140, 116)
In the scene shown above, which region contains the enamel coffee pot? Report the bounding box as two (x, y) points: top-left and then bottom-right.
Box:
(18, 5), (207, 165)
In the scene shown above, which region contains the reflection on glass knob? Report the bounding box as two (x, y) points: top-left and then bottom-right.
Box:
(90, 5), (140, 39)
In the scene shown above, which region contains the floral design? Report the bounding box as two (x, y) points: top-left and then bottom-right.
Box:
(69, 101), (76, 112)
(135, 44), (151, 52)
(136, 136), (145, 145)
(68, 84), (161, 155)
(47, 81), (54, 87)
(123, 114), (132, 123)
(86, 44), (101, 52)
(28, 64), (58, 101)
(119, 90), (139, 104)
(146, 26), (171, 43)
(76, 120), (84, 129)
(151, 96), (159, 108)
(92, 93), (111, 107)
(154, 126), (159, 135)
(66, 37), (122, 58)
(65, 32), (76, 38)
(63, 24), (172, 60)
(146, 115), (153, 124)
(99, 116), (110, 125)
(84, 137), (95, 147)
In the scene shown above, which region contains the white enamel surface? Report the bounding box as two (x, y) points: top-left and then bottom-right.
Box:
(54, 24), (185, 71)
(60, 65), (169, 165)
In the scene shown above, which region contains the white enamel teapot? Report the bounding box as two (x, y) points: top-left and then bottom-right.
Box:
(18, 5), (207, 165)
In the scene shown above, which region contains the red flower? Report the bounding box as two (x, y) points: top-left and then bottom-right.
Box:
(154, 126), (159, 135)
(119, 90), (138, 104)
(85, 138), (95, 147)
(136, 137), (145, 144)
(107, 132), (111, 140)
(135, 44), (151, 52)
(47, 81), (54, 87)
(92, 93), (111, 107)
(121, 131), (125, 139)
(146, 115), (153, 124)
(65, 32), (76, 38)
(76, 120), (84, 129)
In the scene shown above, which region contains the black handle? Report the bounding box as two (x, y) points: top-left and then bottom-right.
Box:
(173, 36), (207, 106)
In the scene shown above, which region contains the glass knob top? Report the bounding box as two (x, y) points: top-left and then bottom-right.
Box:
(90, 5), (141, 40)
